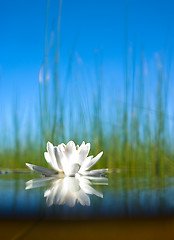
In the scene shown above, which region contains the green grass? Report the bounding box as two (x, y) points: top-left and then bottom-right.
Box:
(0, 5), (174, 176)
(1, 51), (173, 177)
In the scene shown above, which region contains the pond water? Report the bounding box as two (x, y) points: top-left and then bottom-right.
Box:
(0, 170), (174, 220)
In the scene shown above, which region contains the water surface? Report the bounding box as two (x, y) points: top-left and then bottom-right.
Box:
(0, 170), (174, 219)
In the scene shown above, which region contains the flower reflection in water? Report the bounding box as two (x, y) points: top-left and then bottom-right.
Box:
(26, 174), (108, 207)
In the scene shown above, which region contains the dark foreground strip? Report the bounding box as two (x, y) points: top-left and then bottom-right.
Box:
(0, 218), (174, 240)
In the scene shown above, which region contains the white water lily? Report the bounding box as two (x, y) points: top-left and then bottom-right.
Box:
(26, 140), (108, 177)
(26, 174), (108, 207)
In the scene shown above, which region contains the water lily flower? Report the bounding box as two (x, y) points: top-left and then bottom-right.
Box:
(26, 174), (108, 207)
(26, 140), (108, 177)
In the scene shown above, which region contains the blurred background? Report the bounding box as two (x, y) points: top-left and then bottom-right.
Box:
(0, 0), (174, 174)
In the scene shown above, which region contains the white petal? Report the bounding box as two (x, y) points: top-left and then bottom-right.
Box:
(66, 140), (76, 153)
(79, 151), (103, 172)
(55, 179), (76, 206)
(53, 147), (63, 171)
(76, 176), (91, 185)
(63, 192), (76, 207)
(44, 189), (51, 197)
(44, 152), (55, 170)
(81, 183), (103, 198)
(79, 141), (85, 148)
(58, 143), (66, 150)
(26, 177), (55, 190)
(65, 177), (80, 192)
(45, 180), (62, 206)
(63, 163), (80, 177)
(26, 163), (58, 176)
(77, 143), (90, 165)
(47, 142), (60, 171)
(78, 156), (93, 173)
(57, 145), (67, 161)
(80, 169), (108, 177)
(53, 182), (65, 204)
(65, 141), (76, 160)
(57, 146), (70, 173)
(77, 190), (90, 206)
(84, 176), (108, 183)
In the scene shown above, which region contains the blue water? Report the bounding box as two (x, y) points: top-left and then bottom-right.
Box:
(0, 171), (174, 219)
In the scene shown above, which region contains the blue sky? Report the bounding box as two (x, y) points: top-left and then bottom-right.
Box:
(0, 0), (174, 125)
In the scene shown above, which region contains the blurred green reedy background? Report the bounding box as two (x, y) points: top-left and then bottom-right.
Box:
(0, 1), (173, 177)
